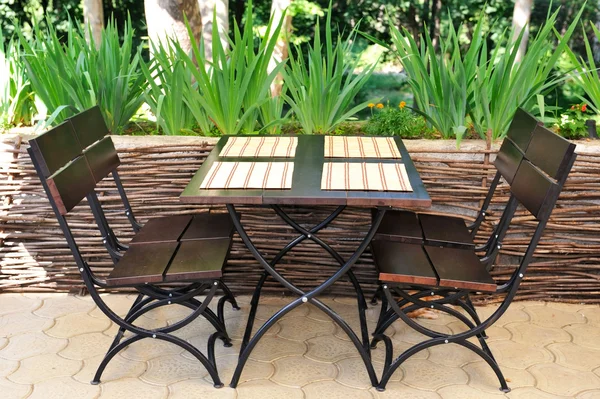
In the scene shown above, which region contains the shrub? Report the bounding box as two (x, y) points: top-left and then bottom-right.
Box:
(365, 102), (433, 138)
(0, 30), (36, 129)
(282, 5), (378, 134)
(554, 103), (590, 139)
(18, 16), (146, 133)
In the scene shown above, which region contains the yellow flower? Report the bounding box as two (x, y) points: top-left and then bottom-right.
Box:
(376, 103), (384, 109)
(368, 103), (375, 108)
(399, 101), (406, 109)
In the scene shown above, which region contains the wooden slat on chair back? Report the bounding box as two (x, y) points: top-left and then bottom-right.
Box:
(28, 122), (82, 178)
(84, 137), (120, 182)
(493, 108), (542, 184)
(69, 106), (109, 149)
(46, 156), (97, 215)
(510, 125), (576, 220)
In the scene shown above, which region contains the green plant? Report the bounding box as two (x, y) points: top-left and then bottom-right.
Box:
(282, 4), (378, 134)
(0, 30), (36, 129)
(176, 1), (284, 135)
(469, 7), (583, 142)
(18, 16), (146, 133)
(554, 103), (590, 139)
(141, 40), (198, 135)
(365, 102), (433, 138)
(566, 22), (600, 117)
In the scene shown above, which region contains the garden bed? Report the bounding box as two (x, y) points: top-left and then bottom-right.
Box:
(1, 134), (599, 304)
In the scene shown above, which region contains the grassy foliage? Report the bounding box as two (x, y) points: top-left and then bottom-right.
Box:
(283, 7), (378, 134)
(567, 22), (600, 117)
(0, 30), (36, 128)
(18, 16), (146, 133)
(174, 1), (284, 135)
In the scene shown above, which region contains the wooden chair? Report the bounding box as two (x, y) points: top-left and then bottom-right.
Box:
(369, 124), (576, 392)
(28, 113), (237, 388)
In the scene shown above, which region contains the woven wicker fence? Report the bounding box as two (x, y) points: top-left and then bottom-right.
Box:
(1, 135), (599, 303)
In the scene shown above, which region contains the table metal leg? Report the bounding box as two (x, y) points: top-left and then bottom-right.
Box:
(227, 204), (386, 388)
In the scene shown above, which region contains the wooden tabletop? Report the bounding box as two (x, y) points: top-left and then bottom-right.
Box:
(180, 136), (431, 208)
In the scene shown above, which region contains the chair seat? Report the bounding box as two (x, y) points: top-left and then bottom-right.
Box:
(375, 211), (474, 249)
(419, 214), (475, 249)
(372, 241), (497, 293)
(107, 213), (236, 287)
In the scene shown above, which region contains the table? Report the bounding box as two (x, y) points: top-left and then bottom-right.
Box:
(181, 135), (431, 387)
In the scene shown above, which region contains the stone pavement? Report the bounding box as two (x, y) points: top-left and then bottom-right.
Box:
(0, 293), (599, 399)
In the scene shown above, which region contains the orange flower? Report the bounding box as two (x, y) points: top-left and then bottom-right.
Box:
(582, 104), (588, 112)
(571, 105), (575, 110)
(368, 103), (375, 108)
(399, 101), (406, 109)
(376, 103), (384, 109)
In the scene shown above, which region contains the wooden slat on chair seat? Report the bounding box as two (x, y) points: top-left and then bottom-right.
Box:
(374, 210), (422, 244)
(180, 213), (235, 241)
(424, 246), (497, 292)
(164, 239), (230, 282)
(106, 242), (179, 286)
(371, 241), (438, 286)
(419, 214), (474, 248)
(129, 215), (193, 245)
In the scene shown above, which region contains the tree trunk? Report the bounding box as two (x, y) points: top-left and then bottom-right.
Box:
(83, 0), (104, 47)
(199, 0), (229, 61)
(144, 0), (203, 55)
(511, 0), (533, 63)
(429, 0), (441, 49)
(268, 0), (292, 97)
(594, 0), (600, 63)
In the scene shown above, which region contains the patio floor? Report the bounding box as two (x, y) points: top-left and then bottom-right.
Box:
(0, 293), (599, 399)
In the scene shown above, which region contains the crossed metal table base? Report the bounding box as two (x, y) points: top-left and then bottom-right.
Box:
(226, 204), (387, 388)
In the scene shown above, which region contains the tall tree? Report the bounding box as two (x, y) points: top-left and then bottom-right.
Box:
(511, 0), (533, 62)
(199, 0), (229, 61)
(268, 0), (292, 96)
(83, 0), (104, 46)
(144, 0), (202, 54)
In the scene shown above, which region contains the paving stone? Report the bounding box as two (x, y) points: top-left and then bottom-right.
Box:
(0, 376), (32, 398)
(529, 363), (600, 397)
(427, 344), (480, 367)
(578, 306), (600, 326)
(34, 296), (95, 319)
(101, 377), (169, 399)
(463, 361), (535, 393)
(525, 304), (586, 329)
(0, 358), (19, 377)
(88, 294), (145, 319)
(141, 354), (209, 385)
(0, 294), (42, 316)
(120, 336), (185, 361)
(438, 384), (505, 398)
(303, 380), (373, 399)
(369, 382), (442, 398)
(476, 306), (530, 326)
(8, 353), (82, 384)
(249, 336), (307, 362)
(548, 342), (600, 372)
(305, 335), (358, 363)
(169, 379), (237, 399)
(0, 332), (67, 361)
(370, 338), (429, 365)
(0, 312), (53, 338)
(255, 304), (309, 321)
(507, 387), (572, 399)
(332, 316), (377, 342)
(487, 341), (554, 369)
(336, 357), (380, 389)
(59, 332), (115, 360)
(506, 322), (571, 348)
(237, 379), (304, 399)
(73, 353), (146, 384)
(272, 356), (337, 387)
(577, 391), (600, 399)
(0, 337), (6, 351)
(564, 324), (600, 350)
(278, 316), (335, 342)
(28, 376), (100, 399)
(45, 313), (111, 339)
(207, 354), (274, 384)
(401, 359), (468, 391)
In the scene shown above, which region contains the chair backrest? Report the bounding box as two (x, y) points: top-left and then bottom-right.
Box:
(28, 106), (120, 215)
(511, 125), (576, 221)
(494, 108), (542, 184)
